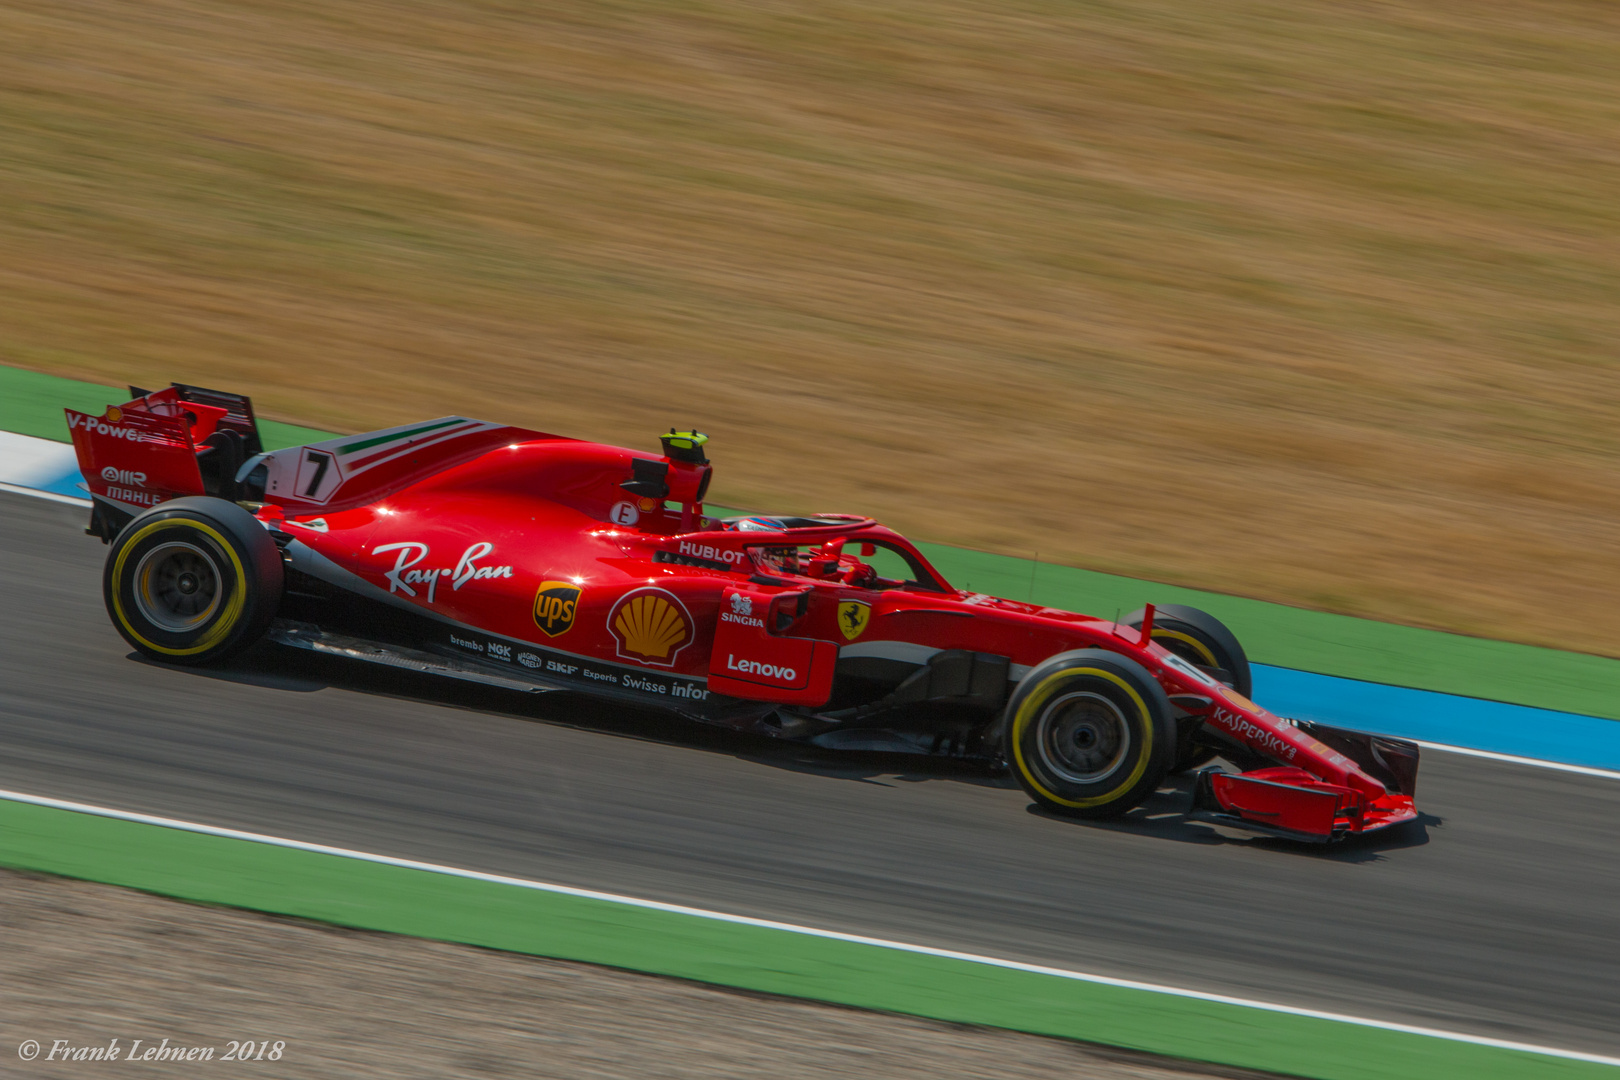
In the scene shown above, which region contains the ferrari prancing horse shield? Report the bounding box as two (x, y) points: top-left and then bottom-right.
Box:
(837, 601), (870, 641)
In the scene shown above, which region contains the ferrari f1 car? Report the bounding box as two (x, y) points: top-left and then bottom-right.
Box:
(67, 383), (1419, 842)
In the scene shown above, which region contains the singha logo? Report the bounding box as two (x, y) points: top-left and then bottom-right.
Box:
(721, 590), (765, 629)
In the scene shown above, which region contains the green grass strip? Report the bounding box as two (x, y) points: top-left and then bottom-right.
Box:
(3, 362), (1618, 718)
(1, 797), (1608, 1080)
(916, 542), (1620, 722)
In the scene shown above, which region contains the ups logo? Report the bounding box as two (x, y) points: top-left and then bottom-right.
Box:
(533, 581), (582, 637)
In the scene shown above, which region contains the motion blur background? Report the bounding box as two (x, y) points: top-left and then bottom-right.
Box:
(4, 0), (1617, 652)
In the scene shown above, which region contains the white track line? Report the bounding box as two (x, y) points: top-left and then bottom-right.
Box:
(0, 479), (89, 505)
(3, 787), (1617, 1069)
(1418, 741), (1620, 782)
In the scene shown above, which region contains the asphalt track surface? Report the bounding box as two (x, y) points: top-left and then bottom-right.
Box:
(4, 490), (1619, 1060)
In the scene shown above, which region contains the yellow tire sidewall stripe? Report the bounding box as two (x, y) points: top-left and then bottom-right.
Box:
(1151, 628), (1217, 667)
(111, 518), (249, 657)
(1010, 666), (1154, 808)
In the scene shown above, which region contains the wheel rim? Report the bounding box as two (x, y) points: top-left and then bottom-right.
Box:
(1036, 691), (1131, 784)
(134, 541), (222, 631)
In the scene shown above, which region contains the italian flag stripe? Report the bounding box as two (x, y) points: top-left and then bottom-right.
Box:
(335, 418), (470, 457)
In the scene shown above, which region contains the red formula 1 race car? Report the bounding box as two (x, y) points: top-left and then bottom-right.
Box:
(68, 383), (1419, 843)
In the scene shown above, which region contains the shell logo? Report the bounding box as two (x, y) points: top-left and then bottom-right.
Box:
(608, 588), (693, 667)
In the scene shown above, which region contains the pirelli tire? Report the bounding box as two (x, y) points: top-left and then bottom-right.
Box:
(103, 496), (284, 666)
(1124, 604), (1251, 773)
(1003, 649), (1174, 819)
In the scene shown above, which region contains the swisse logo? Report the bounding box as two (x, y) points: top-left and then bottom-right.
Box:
(1212, 707), (1296, 761)
(678, 541), (746, 565)
(101, 466), (147, 487)
(725, 653), (796, 683)
(69, 413), (141, 440)
(622, 673), (668, 694)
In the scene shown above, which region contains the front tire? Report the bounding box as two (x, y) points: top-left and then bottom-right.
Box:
(1003, 649), (1173, 819)
(1124, 604), (1251, 772)
(103, 497), (283, 666)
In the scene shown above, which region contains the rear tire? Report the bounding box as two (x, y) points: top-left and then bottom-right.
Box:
(1003, 649), (1173, 819)
(103, 497), (283, 666)
(1124, 604), (1250, 772)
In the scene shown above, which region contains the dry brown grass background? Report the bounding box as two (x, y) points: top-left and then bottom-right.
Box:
(3, 0), (1618, 652)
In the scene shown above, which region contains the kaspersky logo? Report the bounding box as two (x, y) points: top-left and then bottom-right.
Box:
(533, 581), (581, 637)
(607, 588), (692, 667)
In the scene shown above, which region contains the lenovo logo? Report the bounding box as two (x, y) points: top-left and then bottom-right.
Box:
(725, 653), (797, 683)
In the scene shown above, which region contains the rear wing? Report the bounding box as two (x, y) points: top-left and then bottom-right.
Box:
(66, 383), (264, 538)
(136, 382), (264, 456)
